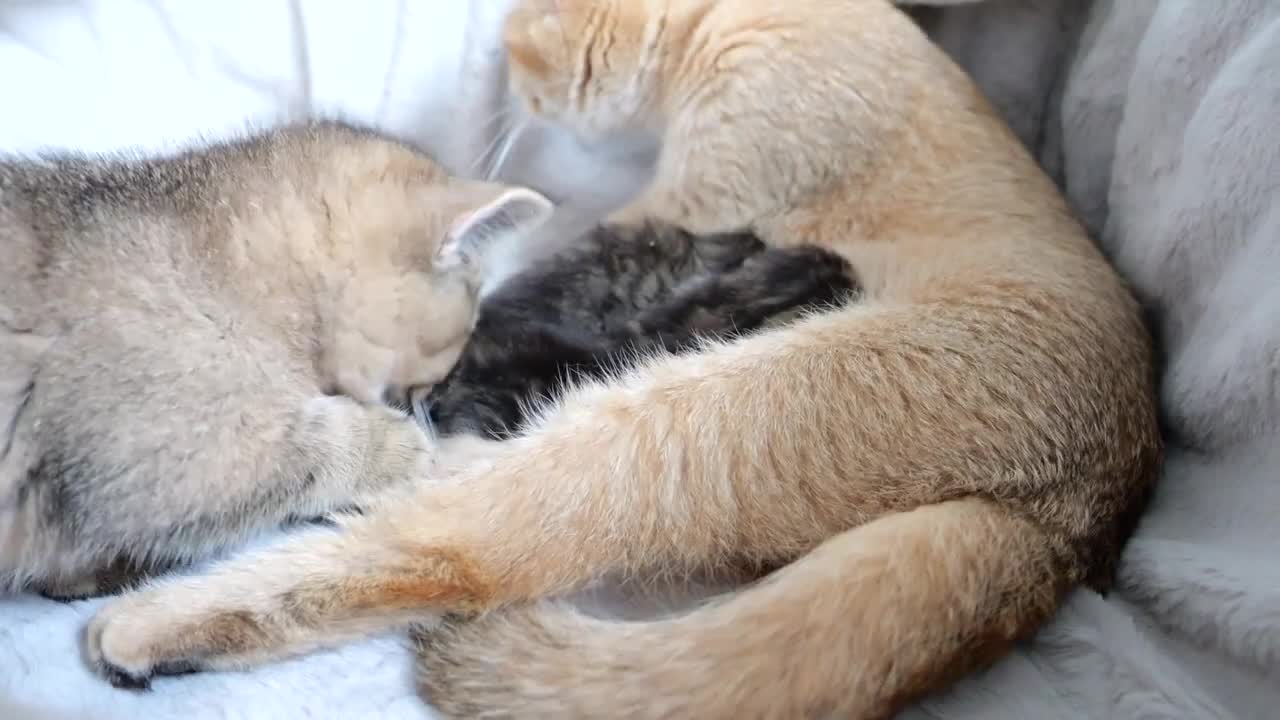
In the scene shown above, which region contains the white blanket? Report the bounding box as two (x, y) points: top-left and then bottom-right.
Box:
(4, 1), (1279, 718)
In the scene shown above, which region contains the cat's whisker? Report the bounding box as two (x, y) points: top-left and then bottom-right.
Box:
(465, 107), (515, 178)
(408, 386), (439, 442)
(484, 119), (530, 182)
(467, 132), (509, 179)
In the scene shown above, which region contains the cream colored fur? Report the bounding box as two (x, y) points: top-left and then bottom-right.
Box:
(0, 122), (552, 596)
(83, 2), (1161, 718)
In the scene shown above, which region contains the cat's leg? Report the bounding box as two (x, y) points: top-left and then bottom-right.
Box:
(86, 295), (1148, 703)
(281, 395), (436, 512)
(416, 498), (1065, 719)
(84, 450), (501, 687)
(30, 395), (430, 603)
(146, 393), (437, 550)
(605, 152), (740, 234)
(84, 416), (499, 685)
(607, 115), (808, 236)
(85, 516), (440, 687)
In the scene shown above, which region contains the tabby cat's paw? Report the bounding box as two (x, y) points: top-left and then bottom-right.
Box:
(40, 559), (161, 602)
(39, 576), (112, 603)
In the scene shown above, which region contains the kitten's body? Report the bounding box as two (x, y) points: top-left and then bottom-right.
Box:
(426, 223), (856, 438)
(0, 122), (551, 596)
(86, 2), (1161, 718)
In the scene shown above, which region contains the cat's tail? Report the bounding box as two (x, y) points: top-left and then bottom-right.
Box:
(417, 496), (1067, 720)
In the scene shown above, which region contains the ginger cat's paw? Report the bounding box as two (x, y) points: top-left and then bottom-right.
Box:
(85, 513), (462, 689)
(86, 565), (315, 688)
(84, 535), (335, 687)
(85, 588), (208, 689)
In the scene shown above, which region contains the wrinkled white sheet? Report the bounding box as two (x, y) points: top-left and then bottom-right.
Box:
(1, 1), (459, 154)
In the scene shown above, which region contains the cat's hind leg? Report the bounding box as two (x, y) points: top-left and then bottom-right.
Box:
(85, 517), (435, 687)
(415, 499), (1065, 719)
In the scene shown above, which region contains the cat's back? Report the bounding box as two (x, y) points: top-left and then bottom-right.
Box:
(682, 0), (1095, 276)
(0, 146), (233, 325)
(0, 122), (400, 324)
(482, 222), (764, 337)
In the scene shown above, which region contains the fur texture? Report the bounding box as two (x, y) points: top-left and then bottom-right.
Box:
(82, 2), (1161, 718)
(424, 223), (857, 438)
(0, 121), (552, 597)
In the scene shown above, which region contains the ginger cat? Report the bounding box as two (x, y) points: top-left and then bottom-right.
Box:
(0, 121), (552, 597)
(83, 2), (1161, 718)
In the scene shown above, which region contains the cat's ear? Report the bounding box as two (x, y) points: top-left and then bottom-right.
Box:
(438, 187), (555, 266)
(504, 0), (570, 78)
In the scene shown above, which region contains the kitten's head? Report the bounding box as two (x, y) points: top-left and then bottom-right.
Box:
(503, 0), (672, 148)
(328, 181), (554, 406)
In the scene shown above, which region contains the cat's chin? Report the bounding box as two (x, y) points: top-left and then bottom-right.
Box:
(570, 127), (660, 164)
(515, 103), (658, 163)
(489, 120), (655, 218)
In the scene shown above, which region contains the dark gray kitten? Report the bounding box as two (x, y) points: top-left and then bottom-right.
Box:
(419, 223), (858, 439)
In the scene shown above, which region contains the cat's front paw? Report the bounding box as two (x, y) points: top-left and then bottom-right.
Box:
(85, 579), (268, 690)
(85, 590), (203, 689)
(41, 557), (169, 602)
(39, 575), (113, 603)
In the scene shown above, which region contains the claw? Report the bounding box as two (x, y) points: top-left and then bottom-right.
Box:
(98, 661), (152, 691)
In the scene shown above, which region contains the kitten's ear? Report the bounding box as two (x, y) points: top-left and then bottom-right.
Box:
(438, 187), (555, 266)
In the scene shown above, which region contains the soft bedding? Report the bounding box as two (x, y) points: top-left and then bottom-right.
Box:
(3, 1), (1279, 718)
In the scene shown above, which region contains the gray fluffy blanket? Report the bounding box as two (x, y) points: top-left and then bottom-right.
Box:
(904, 1), (1280, 717)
